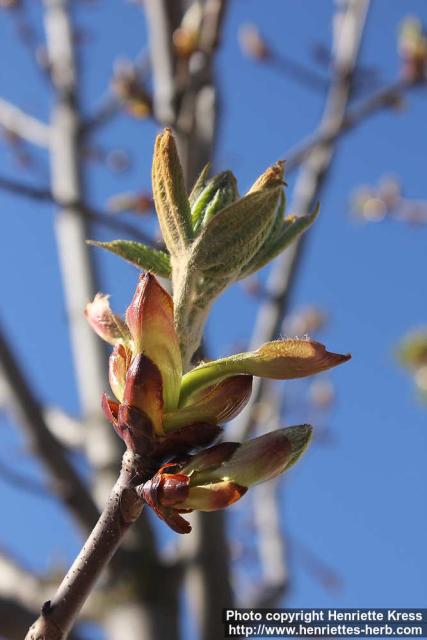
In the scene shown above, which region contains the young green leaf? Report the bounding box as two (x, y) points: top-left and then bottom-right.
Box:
(191, 171), (239, 233)
(152, 128), (193, 257)
(188, 163), (211, 207)
(179, 338), (351, 405)
(188, 187), (282, 279)
(88, 240), (172, 278)
(239, 203), (319, 279)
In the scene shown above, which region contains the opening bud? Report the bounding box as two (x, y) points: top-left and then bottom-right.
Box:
(85, 293), (130, 346)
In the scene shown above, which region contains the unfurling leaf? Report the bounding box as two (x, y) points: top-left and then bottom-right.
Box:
(189, 189), (281, 278)
(179, 339), (351, 404)
(189, 163), (211, 206)
(84, 293), (130, 346)
(152, 128), (193, 257)
(191, 170), (239, 233)
(240, 203), (319, 278)
(88, 240), (172, 279)
(109, 344), (131, 402)
(163, 375), (252, 432)
(188, 161), (284, 278)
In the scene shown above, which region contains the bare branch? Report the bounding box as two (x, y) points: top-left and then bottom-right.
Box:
(43, 1), (113, 472)
(25, 450), (146, 640)
(175, 0), (228, 187)
(43, 407), (84, 450)
(0, 458), (50, 499)
(143, 0), (183, 125)
(239, 24), (329, 94)
(250, 479), (289, 607)
(285, 78), (421, 173)
(0, 175), (52, 200)
(0, 174), (157, 244)
(0, 98), (50, 147)
(2, 377), (96, 452)
(0, 322), (100, 532)
(32, 4), (167, 639)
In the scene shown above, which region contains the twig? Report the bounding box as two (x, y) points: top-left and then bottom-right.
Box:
(1, 372), (84, 450)
(285, 78), (420, 173)
(270, 52), (329, 94)
(25, 450), (147, 640)
(43, 0), (112, 460)
(43, 407), (84, 450)
(144, 0), (183, 126)
(0, 459), (50, 499)
(0, 322), (99, 533)
(20, 3), (167, 639)
(0, 175), (156, 244)
(0, 98), (50, 147)
(175, 0), (228, 188)
(0, 175), (52, 200)
(9, 2), (53, 87)
(250, 479), (289, 607)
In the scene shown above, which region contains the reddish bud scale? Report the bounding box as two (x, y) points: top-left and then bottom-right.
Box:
(151, 422), (223, 461)
(142, 468), (192, 534)
(117, 404), (155, 455)
(156, 474), (190, 507)
(84, 293), (129, 346)
(123, 354), (164, 435)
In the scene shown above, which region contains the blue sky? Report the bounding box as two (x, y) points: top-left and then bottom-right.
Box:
(0, 0), (426, 637)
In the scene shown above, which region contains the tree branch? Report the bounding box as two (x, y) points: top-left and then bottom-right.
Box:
(0, 174), (156, 244)
(0, 458), (50, 499)
(250, 479), (289, 607)
(285, 78), (422, 173)
(19, 4), (169, 639)
(42, 407), (84, 450)
(0, 322), (99, 532)
(43, 1), (115, 483)
(144, 0), (183, 125)
(25, 450), (147, 640)
(0, 98), (50, 147)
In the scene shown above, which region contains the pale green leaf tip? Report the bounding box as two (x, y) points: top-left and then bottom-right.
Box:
(310, 201), (320, 221)
(284, 424), (313, 470)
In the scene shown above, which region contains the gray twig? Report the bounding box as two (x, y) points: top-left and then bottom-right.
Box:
(0, 322), (99, 532)
(0, 98), (50, 147)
